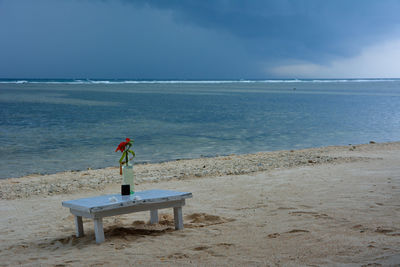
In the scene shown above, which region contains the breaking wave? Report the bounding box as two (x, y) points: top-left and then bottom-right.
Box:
(0, 78), (398, 84)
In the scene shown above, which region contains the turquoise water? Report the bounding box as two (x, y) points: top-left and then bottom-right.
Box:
(1, 79), (400, 178)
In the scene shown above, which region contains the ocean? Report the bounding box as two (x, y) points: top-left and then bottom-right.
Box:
(1, 79), (400, 179)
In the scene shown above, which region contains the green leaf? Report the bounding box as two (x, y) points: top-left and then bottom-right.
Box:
(128, 150), (135, 158)
(119, 151), (126, 163)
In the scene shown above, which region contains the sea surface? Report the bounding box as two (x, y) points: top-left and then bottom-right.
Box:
(1, 79), (400, 179)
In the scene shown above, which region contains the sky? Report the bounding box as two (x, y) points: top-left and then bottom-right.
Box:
(1, 0), (400, 79)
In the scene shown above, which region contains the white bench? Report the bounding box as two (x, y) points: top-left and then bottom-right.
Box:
(62, 189), (192, 243)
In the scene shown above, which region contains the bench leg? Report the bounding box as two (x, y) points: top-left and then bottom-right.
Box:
(93, 218), (105, 243)
(74, 215), (84, 237)
(150, 209), (158, 224)
(173, 207), (184, 230)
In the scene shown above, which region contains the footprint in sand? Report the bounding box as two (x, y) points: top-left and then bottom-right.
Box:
(375, 227), (393, 234)
(186, 213), (221, 223)
(267, 233), (280, 238)
(285, 229), (310, 234)
(290, 211), (318, 216)
(192, 245), (211, 251)
(375, 226), (400, 236)
(268, 229), (309, 238)
(216, 243), (234, 248)
(184, 213), (235, 228)
(290, 211), (333, 219)
(166, 252), (189, 259)
(352, 224), (368, 233)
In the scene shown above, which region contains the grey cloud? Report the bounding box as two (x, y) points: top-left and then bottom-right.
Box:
(118, 0), (400, 62)
(1, 0), (400, 78)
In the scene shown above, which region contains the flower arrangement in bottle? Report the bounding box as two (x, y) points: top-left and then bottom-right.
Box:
(115, 138), (136, 194)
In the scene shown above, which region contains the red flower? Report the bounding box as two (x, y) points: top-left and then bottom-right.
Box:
(115, 141), (127, 152)
(115, 138), (135, 170)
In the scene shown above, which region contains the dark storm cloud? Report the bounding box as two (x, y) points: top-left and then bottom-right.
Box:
(121, 0), (400, 62)
(0, 0), (256, 78)
(1, 0), (400, 78)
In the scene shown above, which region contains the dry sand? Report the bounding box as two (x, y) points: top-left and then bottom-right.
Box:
(1, 142), (399, 266)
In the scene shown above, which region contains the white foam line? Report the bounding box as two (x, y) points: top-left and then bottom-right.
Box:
(0, 79), (398, 84)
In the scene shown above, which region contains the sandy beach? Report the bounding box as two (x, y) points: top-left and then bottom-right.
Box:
(1, 142), (400, 266)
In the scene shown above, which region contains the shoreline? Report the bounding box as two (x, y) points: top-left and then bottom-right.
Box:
(0, 141), (377, 181)
(1, 141), (399, 200)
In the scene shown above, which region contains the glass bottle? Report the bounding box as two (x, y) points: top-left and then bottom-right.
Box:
(122, 163), (134, 194)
